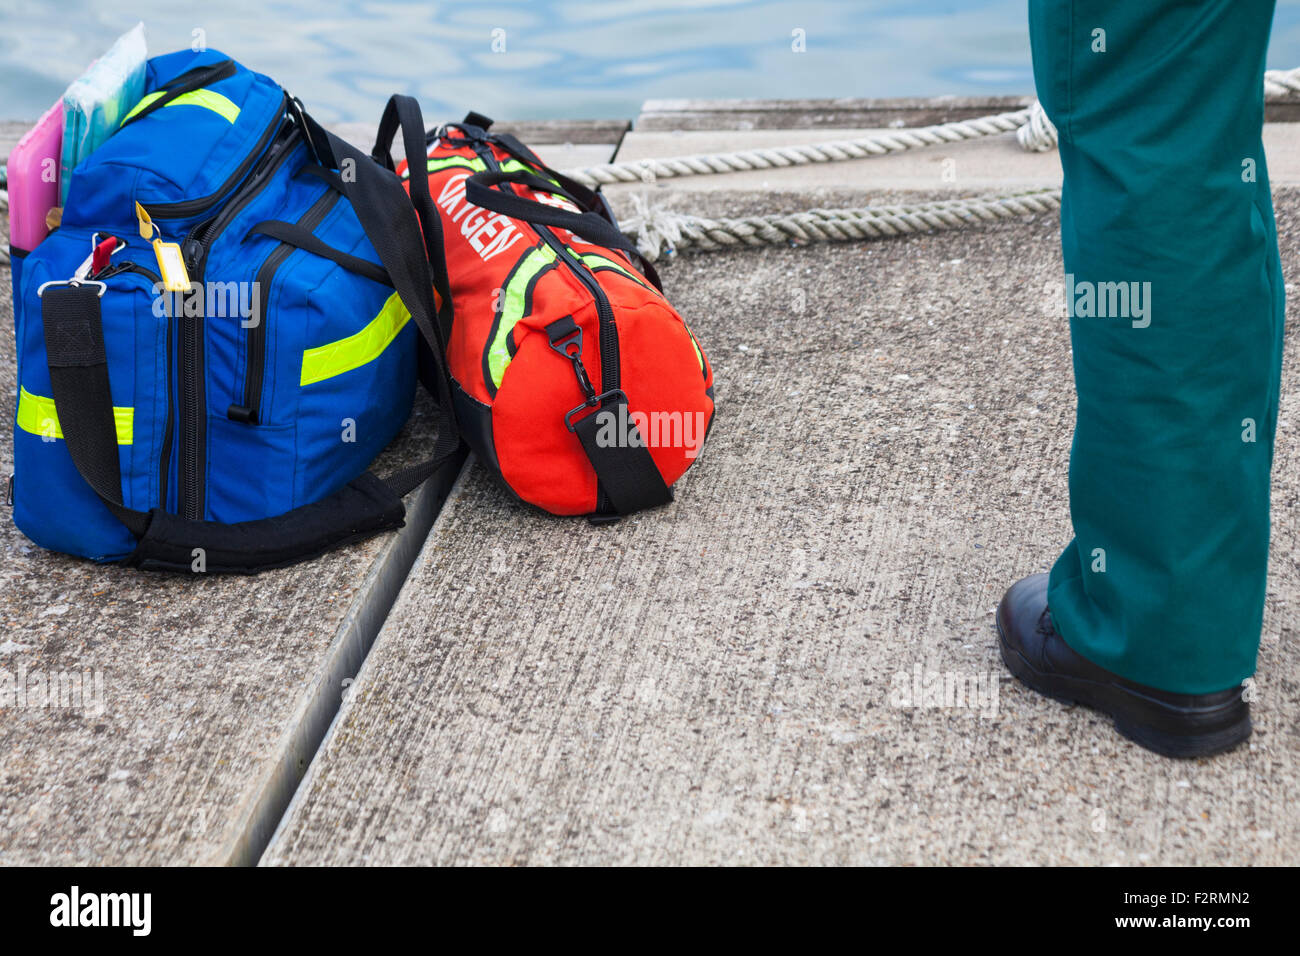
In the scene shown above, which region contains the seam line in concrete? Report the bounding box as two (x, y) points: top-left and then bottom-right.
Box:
(213, 450), (467, 866)
(258, 456), (479, 864)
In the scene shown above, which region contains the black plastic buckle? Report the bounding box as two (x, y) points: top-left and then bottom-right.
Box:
(548, 317), (598, 405)
(565, 389), (627, 433)
(548, 325), (583, 360)
(446, 116), (490, 144)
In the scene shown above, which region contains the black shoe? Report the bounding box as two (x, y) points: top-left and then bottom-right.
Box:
(996, 573), (1251, 758)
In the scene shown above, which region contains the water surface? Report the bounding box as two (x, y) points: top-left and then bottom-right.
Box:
(2, 1), (1299, 124)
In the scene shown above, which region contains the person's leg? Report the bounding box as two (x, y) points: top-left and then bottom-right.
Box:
(1000, 0), (1284, 755)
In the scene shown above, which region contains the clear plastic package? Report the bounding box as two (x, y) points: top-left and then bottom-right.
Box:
(59, 22), (147, 203)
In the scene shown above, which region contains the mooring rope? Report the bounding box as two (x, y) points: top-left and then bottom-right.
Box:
(568, 67), (1300, 188)
(621, 188), (1062, 260)
(565, 109), (1034, 188)
(590, 66), (1300, 259)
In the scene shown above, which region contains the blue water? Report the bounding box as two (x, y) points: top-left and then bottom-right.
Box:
(3, 0), (1300, 124)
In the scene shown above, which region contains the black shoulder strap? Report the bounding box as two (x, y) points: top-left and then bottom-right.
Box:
(299, 96), (464, 497)
(466, 159), (673, 518)
(36, 95), (466, 573)
(570, 395), (673, 516)
(371, 96), (457, 348)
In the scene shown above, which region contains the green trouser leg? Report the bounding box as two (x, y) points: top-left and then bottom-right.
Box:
(1029, 0), (1285, 693)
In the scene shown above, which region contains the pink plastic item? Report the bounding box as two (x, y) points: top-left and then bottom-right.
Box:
(7, 100), (63, 253)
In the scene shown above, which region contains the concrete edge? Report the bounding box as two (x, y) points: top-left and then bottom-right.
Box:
(635, 94), (1300, 129)
(491, 119), (632, 145)
(209, 449), (468, 867)
(258, 455), (479, 865)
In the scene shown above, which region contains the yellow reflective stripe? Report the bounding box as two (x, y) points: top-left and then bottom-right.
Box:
(300, 292), (412, 386)
(17, 386), (133, 444)
(487, 244), (557, 389)
(121, 88), (241, 126)
(420, 156), (485, 176)
(577, 250), (653, 290)
(687, 326), (706, 376)
(501, 159), (560, 184)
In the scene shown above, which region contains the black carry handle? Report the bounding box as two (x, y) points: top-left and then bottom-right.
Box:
(118, 59), (238, 130)
(464, 168), (663, 292)
(471, 131), (664, 291)
(486, 132), (607, 215)
(371, 95), (457, 349)
(243, 220), (392, 286)
(465, 170), (640, 258)
(38, 94), (467, 573)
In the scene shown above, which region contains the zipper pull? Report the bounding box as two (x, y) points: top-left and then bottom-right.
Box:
(136, 202), (192, 292)
(183, 238), (203, 273)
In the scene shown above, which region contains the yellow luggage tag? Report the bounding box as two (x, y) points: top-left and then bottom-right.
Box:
(135, 202), (191, 292)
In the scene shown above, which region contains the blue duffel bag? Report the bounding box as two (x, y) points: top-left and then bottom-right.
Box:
(11, 49), (462, 572)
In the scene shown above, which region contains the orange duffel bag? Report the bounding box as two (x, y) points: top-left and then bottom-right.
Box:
(395, 108), (714, 519)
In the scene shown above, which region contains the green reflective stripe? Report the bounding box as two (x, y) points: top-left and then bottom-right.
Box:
(578, 251), (653, 290)
(687, 326), (706, 377)
(300, 292), (411, 386)
(17, 386), (133, 444)
(121, 88), (241, 126)
(486, 244), (557, 389)
(420, 156), (485, 176)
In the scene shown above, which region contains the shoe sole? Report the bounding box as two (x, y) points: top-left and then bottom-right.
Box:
(995, 607), (1251, 759)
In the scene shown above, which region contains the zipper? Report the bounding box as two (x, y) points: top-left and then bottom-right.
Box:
(186, 121), (301, 277)
(166, 113), (300, 519)
(469, 140), (621, 511)
(176, 244), (206, 521)
(140, 94), (290, 222)
(96, 260), (174, 510)
(230, 184), (340, 423)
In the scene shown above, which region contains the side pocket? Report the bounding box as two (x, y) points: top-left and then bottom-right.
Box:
(12, 249), (164, 561)
(204, 414), (297, 523)
(230, 184), (341, 425)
